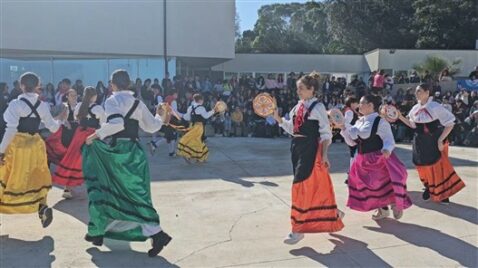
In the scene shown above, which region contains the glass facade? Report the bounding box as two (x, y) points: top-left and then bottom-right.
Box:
(0, 57), (176, 90)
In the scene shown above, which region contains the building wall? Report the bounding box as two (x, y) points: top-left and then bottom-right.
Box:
(0, 0), (235, 59)
(212, 53), (367, 74)
(377, 49), (478, 77)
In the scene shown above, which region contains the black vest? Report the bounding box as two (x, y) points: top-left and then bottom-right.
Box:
(79, 104), (100, 129)
(292, 101), (321, 138)
(17, 98), (41, 135)
(356, 116), (383, 154)
(67, 103), (75, 122)
(412, 119), (444, 165)
(350, 109), (359, 126)
(191, 105), (206, 124)
(109, 100), (140, 143)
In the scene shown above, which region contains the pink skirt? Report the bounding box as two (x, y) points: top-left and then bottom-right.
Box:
(347, 151), (412, 212)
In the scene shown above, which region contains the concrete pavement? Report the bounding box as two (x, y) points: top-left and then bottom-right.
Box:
(1, 137), (477, 267)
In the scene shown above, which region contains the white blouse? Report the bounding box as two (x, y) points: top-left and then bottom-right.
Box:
(74, 102), (107, 125)
(408, 97), (455, 127)
(1, 93), (62, 153)
(95, 91), (164, 140)
(340, 112), (395, 152)
(182, 102), (215, 121)
(279, 97), (332, 141)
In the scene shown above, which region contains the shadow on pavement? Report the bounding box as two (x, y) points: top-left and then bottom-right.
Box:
(0, 235), (55, 267)
(364, 220), (478, 267)
(408, 191), (478, 225)
(87, 246), (178, 268)
(290, 234), (392, 267)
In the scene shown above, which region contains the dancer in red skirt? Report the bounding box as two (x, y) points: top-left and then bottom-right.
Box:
(398, 84), (465, 204)
(273, 71), (344, 245)
(52, 87), (105, 199)
(46, 89), (78, 165)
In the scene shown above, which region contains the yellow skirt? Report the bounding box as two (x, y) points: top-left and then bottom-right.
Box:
(177, 123), (209, 162)
(0, 133), (52, 214)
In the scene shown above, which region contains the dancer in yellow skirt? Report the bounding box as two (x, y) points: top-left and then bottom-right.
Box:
(177, 94), (219, 163)
(0, 72), (66, 227)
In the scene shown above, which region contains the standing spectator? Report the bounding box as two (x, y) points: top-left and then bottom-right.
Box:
(8, 80), (22, 102)
(468, 66), (478, 80)
(72, 79), (85, 97)
(372, 70), (385, 95)
(202, 76), (213, 94)
(95, 81), (107, 105)
(0, 82), (9, 141)
(42, 83), (56, 106)
(287, 72), (297, 90)
(55, 78), (71, 105)
(162, 72), (173, 92)
(256, 76), (266, 91)
(422, 70), (433, 84)
(384, 74), (394, 93)
(439, 68), (453, 82)
(141, 79), (154, 109)
(276, 73), (285, 89)
(213, 79), (224, 95)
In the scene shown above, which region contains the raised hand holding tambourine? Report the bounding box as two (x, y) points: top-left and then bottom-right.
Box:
(381, 105), (399, 123)
(253, 93), (277, 118)
(327, 108), (345, 127)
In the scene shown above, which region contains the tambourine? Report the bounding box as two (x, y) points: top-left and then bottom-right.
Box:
(231, 110), (243, 123)
(327, 108), (345, 126)
(382, 105), (399, 122)
(215, 101), (228, 113)
(253, 93), (277, 118)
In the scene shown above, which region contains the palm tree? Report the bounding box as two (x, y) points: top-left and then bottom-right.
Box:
(413, 55), (461, 81)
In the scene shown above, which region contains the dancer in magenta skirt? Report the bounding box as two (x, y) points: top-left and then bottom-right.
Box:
(339, 94), (412, 220)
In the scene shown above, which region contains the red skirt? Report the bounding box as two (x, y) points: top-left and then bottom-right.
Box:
(45, 126), (68, 165)
(52, 127), (95, 186)
(416, 143), (465, 202)
(291, 142), (344, 233)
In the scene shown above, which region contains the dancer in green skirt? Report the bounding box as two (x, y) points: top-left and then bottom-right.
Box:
(84, 69), (171, 257)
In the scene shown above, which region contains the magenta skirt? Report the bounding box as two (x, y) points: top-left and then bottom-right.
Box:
(347, 151), (412, 212)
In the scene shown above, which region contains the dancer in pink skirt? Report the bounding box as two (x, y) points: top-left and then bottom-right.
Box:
(338, 94), (412, 220)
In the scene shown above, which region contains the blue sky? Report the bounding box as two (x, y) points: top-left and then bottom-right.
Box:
(236, 0), (310, 32)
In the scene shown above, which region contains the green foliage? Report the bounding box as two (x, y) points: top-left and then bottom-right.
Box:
(412, 55), (462, 80)
(235, 0), (478, 54)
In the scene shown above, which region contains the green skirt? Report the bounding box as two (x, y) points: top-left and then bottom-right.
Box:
(82, 140), (159, 241)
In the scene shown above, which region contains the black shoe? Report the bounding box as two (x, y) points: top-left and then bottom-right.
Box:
(422, 188), (430, 201)
(38, 205), (53, 228)
(441, 198), (450, 205)
(148, 231), (172, 257)
(85, 234), (104, 246)
(344, 179), (348, 185)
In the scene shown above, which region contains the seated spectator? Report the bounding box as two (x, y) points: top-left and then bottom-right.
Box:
(409, 71), (420, 83)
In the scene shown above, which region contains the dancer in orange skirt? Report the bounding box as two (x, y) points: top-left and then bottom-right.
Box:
(398, 84), (465, 203)
(52, 87), (106, 199)
(273, 72), (344, 245)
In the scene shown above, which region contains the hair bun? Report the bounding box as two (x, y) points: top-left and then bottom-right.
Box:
(309, 71), (321, 81)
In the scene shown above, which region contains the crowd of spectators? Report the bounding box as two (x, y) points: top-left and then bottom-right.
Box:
(1, 66), (477, 147)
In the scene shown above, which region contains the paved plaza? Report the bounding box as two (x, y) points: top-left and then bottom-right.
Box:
(1, 138), (477, 267)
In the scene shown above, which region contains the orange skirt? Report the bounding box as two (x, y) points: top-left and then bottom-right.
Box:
(291, 143), (344, 233)
(416, 143), (465, 202)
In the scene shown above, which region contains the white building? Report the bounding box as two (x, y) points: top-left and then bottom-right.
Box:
(0, 0), (235, 86)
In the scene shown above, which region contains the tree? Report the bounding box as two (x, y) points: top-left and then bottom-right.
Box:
(412, 0), (478, 49)
(325, 0), (417, 53)
(412, 55), (461, 80)
(235, 10), (241, 40)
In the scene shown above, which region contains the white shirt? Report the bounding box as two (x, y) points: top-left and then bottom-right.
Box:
(182, 102), (215, 121)
(156, 95), (164, 106)
(74, 102), (107, 125)
(1, 93), (61, 153)
(408, 97), (455, 128)
(340, 112), (395, 152)
(95, 91), (164, 140)
(344, 109), (357, 128)
(279, 98), (332, 141)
